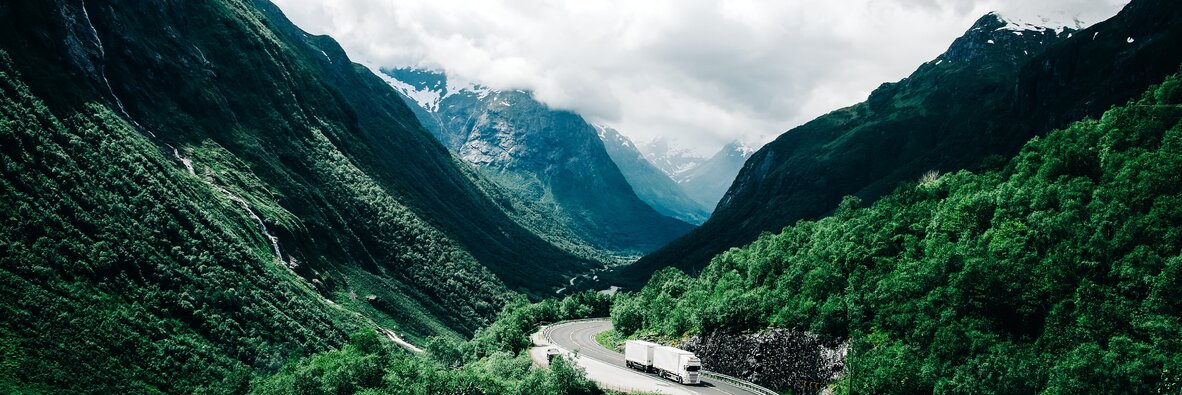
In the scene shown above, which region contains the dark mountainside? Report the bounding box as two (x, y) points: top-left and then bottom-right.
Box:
(613, 71), (1182, 393)
(0, 0), (596, 391)
(596, 124), (710, 224)
(616, 0), (1182, 287)
(382, 68), (694, 254)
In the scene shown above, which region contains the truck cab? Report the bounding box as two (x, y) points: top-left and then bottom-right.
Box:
(653, 346), (702, 385)
(681, 356), (702, 384)
(685, 357), (699, 383)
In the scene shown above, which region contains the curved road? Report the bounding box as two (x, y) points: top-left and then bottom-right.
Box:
(543, 320), (763, 395)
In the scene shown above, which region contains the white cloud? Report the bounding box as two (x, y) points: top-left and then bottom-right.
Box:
(272, 0), (1128, 156)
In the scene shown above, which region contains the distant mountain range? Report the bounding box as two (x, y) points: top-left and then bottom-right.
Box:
(379, 68), (694, 253)
(615, 0), (1182, 287)
(637, 137), (755, 211)
(594, 125), (711, 224)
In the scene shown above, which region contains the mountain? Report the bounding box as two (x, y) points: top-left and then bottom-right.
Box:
(635, 137), (754, 211)
(613, 72), (1182, 393)
(0, 0), (595, 391)
(638, 137), (707, 179)
(595, 125), (710, 224)
(380, 68), (695, 254)
(678, 141), (756, 210)
(615, 0), (1182, 287)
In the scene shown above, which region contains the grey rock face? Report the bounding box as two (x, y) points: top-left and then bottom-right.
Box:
(683, 329), (846, 392)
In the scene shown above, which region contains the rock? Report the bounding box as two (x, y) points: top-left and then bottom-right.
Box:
(683, 328), (846, 393)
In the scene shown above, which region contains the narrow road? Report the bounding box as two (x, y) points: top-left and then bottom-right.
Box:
(542, 320), (766, 395)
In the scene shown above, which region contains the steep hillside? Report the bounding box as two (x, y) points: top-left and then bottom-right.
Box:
(382, 68), (694, 254)
(613, 71), (1182, 393)
(595, 125), (710, 224)
(618, 0), (1182, 287)
(0, 0), (592, 391)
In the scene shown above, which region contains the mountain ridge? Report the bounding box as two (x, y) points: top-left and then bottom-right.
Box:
(381, 67), (696, 254)
(595, 124), (710, 224)
(616, 1), (1182, 288)
(0, 0), (601, 390)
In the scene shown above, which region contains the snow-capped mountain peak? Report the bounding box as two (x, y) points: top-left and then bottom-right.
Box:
(991, 11), (1084, 35)
(368, 66), (492, 112)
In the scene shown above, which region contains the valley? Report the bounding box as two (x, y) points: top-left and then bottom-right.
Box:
(2, 0), (1180, 394)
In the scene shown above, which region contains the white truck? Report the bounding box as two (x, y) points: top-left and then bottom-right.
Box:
(653, 346), (702, 384)
(624, 340), (659, 372)
(626, 340), (703, 385)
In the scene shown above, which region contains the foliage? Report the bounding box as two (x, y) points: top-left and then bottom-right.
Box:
(250, 292), (610, 395)
(616, 74), (1182, 393)
(0, 0), (595, 392)
(622, 1), (1182, 287)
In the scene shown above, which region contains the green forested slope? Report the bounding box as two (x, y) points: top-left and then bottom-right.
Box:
(0, 51), (360, 393)
(247, 292), (611, 395)
(0, 0), (593, 392)
(621, 0), (1182, 287)
(613, 73), (1182, 393)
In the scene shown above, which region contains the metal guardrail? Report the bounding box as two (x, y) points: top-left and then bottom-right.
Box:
(700, 371), (779, 395)
(541, 319), (783, 395)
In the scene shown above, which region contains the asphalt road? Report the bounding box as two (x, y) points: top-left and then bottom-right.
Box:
(543, 320), (764, 395)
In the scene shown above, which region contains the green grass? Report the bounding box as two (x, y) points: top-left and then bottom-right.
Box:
(594, 329), (626, 353)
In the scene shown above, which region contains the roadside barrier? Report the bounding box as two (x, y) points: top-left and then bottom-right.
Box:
(700, 371), (779, 395)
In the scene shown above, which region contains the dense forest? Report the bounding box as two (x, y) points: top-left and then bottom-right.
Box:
(612, 73), (1182, 393)
(621, 0), (1182, 288)
(250, 291), (611, 395)
(0, 0), (600, 392)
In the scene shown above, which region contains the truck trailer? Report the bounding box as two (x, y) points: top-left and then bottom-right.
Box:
(652, 346), (701, 385)
(623, 340), (659, 372)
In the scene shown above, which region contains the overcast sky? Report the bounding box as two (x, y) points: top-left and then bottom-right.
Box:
(272, 0), (1128, 156)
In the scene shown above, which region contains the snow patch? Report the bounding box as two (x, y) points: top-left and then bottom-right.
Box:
(366, 65), (446, 112)
(995, 12), (1082, 35)
(1127, 37), (1135, 43)
(320, 50), (331, 61)
(366, 65), (498, 112)
(987, 39), (995, 44)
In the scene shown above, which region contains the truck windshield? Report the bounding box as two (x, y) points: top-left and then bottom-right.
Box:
(686, 365), (701, 372)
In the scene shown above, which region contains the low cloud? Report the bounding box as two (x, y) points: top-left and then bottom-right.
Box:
(273, 0), (1127, 155)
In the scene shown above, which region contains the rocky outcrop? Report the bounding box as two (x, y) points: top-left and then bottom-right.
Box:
(683, 329), (846, 393)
